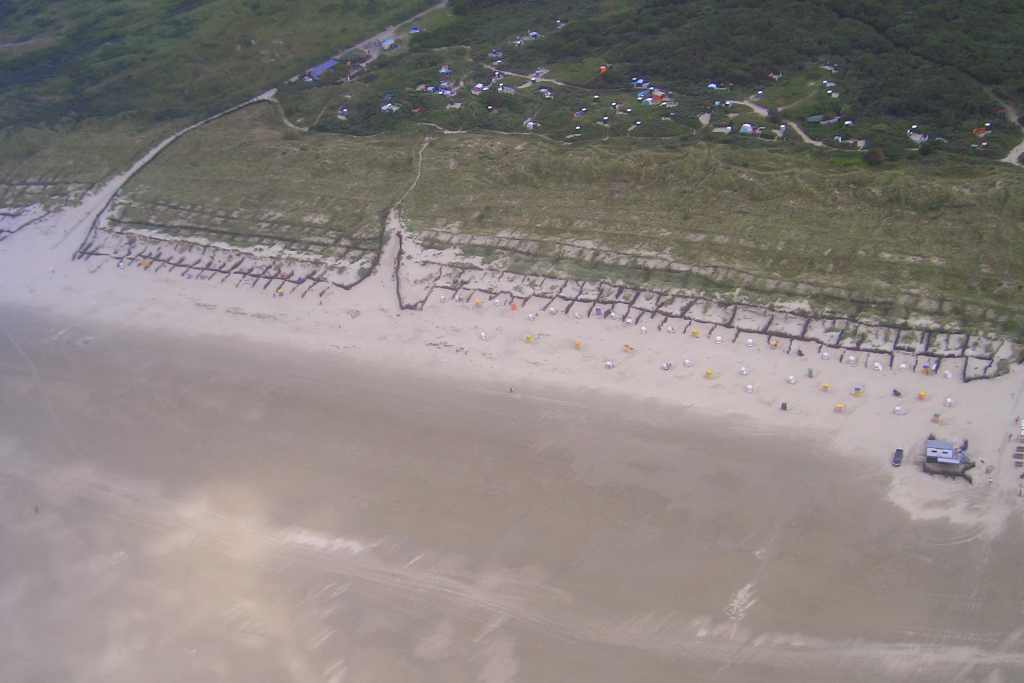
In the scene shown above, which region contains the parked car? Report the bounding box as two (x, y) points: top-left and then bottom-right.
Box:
(892, 448), (904, 467)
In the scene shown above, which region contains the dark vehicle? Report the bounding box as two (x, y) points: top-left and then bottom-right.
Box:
(892, 448), (904, 467)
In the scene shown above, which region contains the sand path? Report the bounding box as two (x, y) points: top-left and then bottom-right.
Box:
(783, 119), (826, 147)
(34, 90), (276, 257)
(983, 89), (1024, 166)
(735, 99), (770, 117)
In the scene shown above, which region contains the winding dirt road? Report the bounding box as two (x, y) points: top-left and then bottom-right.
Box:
(783, 119), (826, 147)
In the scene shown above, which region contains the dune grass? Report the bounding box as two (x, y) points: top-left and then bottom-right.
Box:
(113, 105), (420, 258)
(0, 117), (183, 208)
(96, 105), (1024, 339)
(401, 133), (1024, 333)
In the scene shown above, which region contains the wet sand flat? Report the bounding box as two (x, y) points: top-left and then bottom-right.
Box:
(2, 307), (1024, 682)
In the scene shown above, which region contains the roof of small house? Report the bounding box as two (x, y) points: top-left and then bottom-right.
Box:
(308, 60), (339, 78)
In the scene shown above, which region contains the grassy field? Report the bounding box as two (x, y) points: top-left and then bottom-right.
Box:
(399, 133), (1024, 335)
(0, 0), (439, 127)
(0, 0), (445, 210)
(0, 116), (183, 208)
(391, 3), (455, 41)
(110, 104), (1024, 339)
(112, 105), (421, 263)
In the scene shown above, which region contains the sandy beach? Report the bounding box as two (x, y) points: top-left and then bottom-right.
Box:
(2, 203), (1024, 680)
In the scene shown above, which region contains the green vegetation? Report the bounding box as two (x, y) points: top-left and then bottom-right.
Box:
(3, 0), (1024, 344)
(5, 0), (1022, 164)
(397, 135), (1024, 339)
(286, 47), (708, 142)
(0, 0), (441, 197)
(112, 104), (1024, 339)
(0, 116), (181, 208)
(405, 0), (1024, 159)
(112, 105), (419, 259)
(0, 0), (438, 127)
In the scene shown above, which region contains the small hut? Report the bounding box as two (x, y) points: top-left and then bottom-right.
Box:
(923, 439), (974, 479)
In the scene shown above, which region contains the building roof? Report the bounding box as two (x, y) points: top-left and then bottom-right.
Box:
(308, 60), (339, 78)
(926, 439), (954, 450)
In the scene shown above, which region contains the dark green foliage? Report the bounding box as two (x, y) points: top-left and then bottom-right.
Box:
(520, 0), (1015, 122)
(439, 0), (1023, 140)
(412, 0), (607, 55)
(827, 0), (1024, 104)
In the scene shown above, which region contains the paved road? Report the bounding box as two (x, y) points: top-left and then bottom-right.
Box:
(339, 0), (448, 65)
